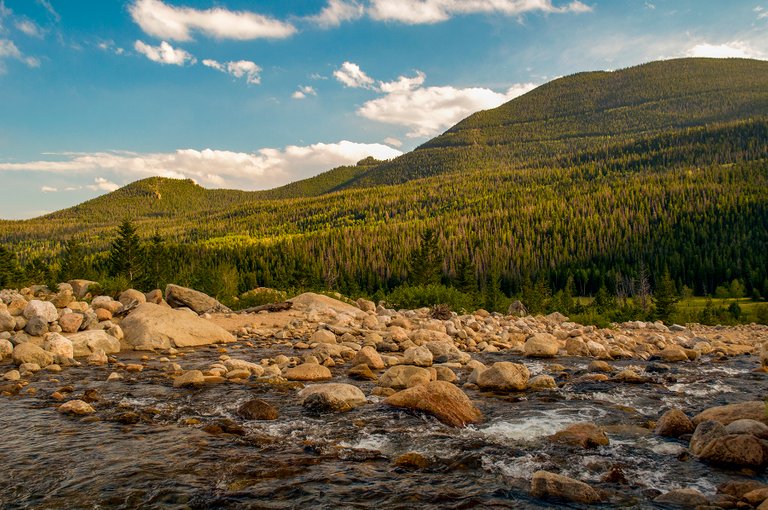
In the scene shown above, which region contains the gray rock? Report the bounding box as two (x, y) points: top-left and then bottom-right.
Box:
(24, 316), (48, 336)
(22, 300), (57, 323)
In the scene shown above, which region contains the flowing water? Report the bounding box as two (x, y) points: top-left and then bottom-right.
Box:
(0, 346), (766, 509)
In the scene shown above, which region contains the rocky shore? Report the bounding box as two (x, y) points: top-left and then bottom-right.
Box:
(1, 281), (767, 508)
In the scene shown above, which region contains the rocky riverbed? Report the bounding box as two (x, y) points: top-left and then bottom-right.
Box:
(1, 282), (767, 509)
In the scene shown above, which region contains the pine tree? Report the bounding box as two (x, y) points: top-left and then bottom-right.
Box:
(60, 238), (89, 281)
(483, 268), (503, 312)
(109, 220), (143, 284)
(653, 269), (680, 322)
(407, 228), (441, 286)
(140, 231), (164, 290)
(455, 258), (478, 295)
(0, 244), (23, 288)
(592, 284), (616, 314)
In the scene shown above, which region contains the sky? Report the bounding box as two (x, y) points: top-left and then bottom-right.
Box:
(0, 0), (766, 219)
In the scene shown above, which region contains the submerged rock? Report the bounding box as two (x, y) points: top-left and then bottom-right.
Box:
(550, 423), (610, 448)
(384, 380), (483, 427)
(237, 399), (279, 420)
(699, 434), (768, 469)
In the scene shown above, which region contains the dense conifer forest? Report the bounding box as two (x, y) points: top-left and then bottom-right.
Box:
(0, 58), (766, 324)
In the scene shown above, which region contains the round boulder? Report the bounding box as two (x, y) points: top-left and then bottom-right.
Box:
(384, 380), (483, 427)
(476, 362), (530, 392)
(524, 333), (560, 358)
(655, 408), (694, 438)
(12, 342), (53, 367)
(298, 383), (367, 413)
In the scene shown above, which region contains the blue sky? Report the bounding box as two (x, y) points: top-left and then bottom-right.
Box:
(0, 0), (766, 219)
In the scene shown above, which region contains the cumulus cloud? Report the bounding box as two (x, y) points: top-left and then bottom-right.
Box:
(336, 63), (538, 137)
(292, 85), (317, 99)
(367, 0), (591, 24)
(129, 0), (296, 41)
(134, 39), (196, 65)
(203, 59), (261, 84)
(0, 142), (403, 191)
(334, 61), (376, 88)
(0, 38), (40, 68)
(685, 41), (765, 59)
(15, 19), (43, 38)
(307, 0), (365, 28)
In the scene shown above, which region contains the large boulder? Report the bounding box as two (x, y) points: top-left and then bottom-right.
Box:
(378, 365), (432, 390)
(165, 284), (231, 314)
(0, 310), (15, 333)
(118, 289), (146, 307)
(352, 346), (385, 369)
(12, 342), (53, 367)
(384, 380), (483, 427)
(693, 401), (768, 426)
(654, 489), (710, 507)
(43, 333), (74, 359)
(690, 420), (727, 456)
(66, 330), (121, 357)
(288, 292), (362, 316)
(121, 303), (235, 349)
(476, 362), (530, 392)
(23, 300), (57, 323)
(524, 333), (560, 358)
(298, 383), (367, 412)
(655, 408), (695, 438)
(530, 471), (603, 504)
(699, 434), (768, 469)
(58, 313), (84, 333)
(283, 363), (332, 381)
(403, 345), (433, 367)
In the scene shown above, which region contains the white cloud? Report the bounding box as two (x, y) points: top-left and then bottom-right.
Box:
(339, 63), (538, 137)
(644, 2), (655, 9)
(134, 39), (196, 66)
(685, 41), (765, 59)
(292, 85), (317, 99)
(203, 59), (261, 84)
(128, 0), (296, 41)
(0, 142), (403, 191)
(334, 61), (376, 88)
(367, 0), (591, 24)
(98, 40), (125, 55)
(41, 185), (57, 192)
(384, 137), (403, 147)
(36, 0), (60, 22)
(0, 38), (40, 68)
(307, 0), (365, 28)
(756, 6), (768, 20)
(15, 19), (43, 38)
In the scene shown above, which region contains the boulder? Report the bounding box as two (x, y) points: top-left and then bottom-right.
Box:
(50, 289), (74, 308)
(58, 399), (95, 415)
(288, 292), (362, 316)
(223, 359), (265, 376)
(0, 338), (12, 358)
(699, 434), (768, 469)
(384, 380), (483, 427)
(351, 346), (385, 369)
(693, 401), (768, 426)
(173, 370), (205, 388)
(23, 300), (57, 323)
(284, 363), (332, 381)
(43, 333), (74, 359)
(550, 423), (610, 448)
(659, 346), (689, 362)
(476, 362), (529, 392)
(424, 341), (470, 364)
(725, 419), (768, 438)
(378, 365), (432, 390)
(118, 289), (146, 307)
(165, 284), (231, 314)
(237, 399), (279, 420)
(91, 296), (123, 314)
(298, 383), (367, 412)
(530, 471), (603, 504)
(527, 374), (557, 390)
(121, 303), (235, 349)
(12, 342), (53, 367)
(507, 300), (528, 317)
(58, 313), (84, 333)
(66, 330), (121, 357)
(403, 345), (433, 367)
(68, 280), (98, 299)
(356, 298), (376, 313)
(653, 488), (710, 507)
(310, 329), (337, 344)
(690, 420), (727, 456)
(565, 337), (590, 356)
(655, 409), (694, 438)
(0, 310), (15, 333)
(348, 364), (377, 380)
(24, 316), (48, 336)
(524, 333), (560, 358)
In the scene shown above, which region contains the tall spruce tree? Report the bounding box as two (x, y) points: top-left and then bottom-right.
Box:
(0, 244), (23, 288)
(653, 269), (680, 322)
(60, 237), (89, 281)
(141, 231), (164, 290)
(407, 228), (441, 286)
(109, 220), (143, 284)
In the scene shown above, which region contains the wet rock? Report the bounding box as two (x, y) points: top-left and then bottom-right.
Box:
(403, 345), (433, 367)
(298, 383), (367, 412)
(12, 342), (53, 367)
(173, 370), (206, 388)
(725, 419), (768, 438)
(527, 374), (557, 390)
(58, 399), (95, 415)
(384, 380), (483, 427)
(237, 399), (279, 420)
(653, 488), (710, 507)
(310, 329), (337, 344)
(744, 488), (768, 507)
(3, 369), (20, 381)
(476, 361), (529, 392)
(524, 333), (559, 358)
(107, 372), (122, 381)
(23, 300), (57, 323)
(203, 419), (245, 436)
(588, 360), (612, 372)
(378, 365), (432, 390)
(530, 470), (603, 504)
(284, 363), (332, 381)
(82, 388), (101, 403)
(699, 434), (768, 469)
(115, 412), (141, 424)
(690, 420), (727, 456)
(394, 452), (431, 470)
(121, 303), (235, 349)
(550, 423), (610, 448)
(351, 346), (385, 370)
(348, 363), (377, 381)
(659, 346), (689, 362)
(717, 480), (767, 499)
(692, 401), (768, 426)
(223, 359), (265, 376)
(43, 333), (74, 359)
(655, 409), (694, 438)
(165, 284), (231, 314)
(613, 368), (646, 383)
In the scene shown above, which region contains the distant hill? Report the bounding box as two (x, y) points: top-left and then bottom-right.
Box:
(345, 58), (768, 187)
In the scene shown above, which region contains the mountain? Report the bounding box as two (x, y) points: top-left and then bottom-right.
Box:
(1, 57), (766, 303)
